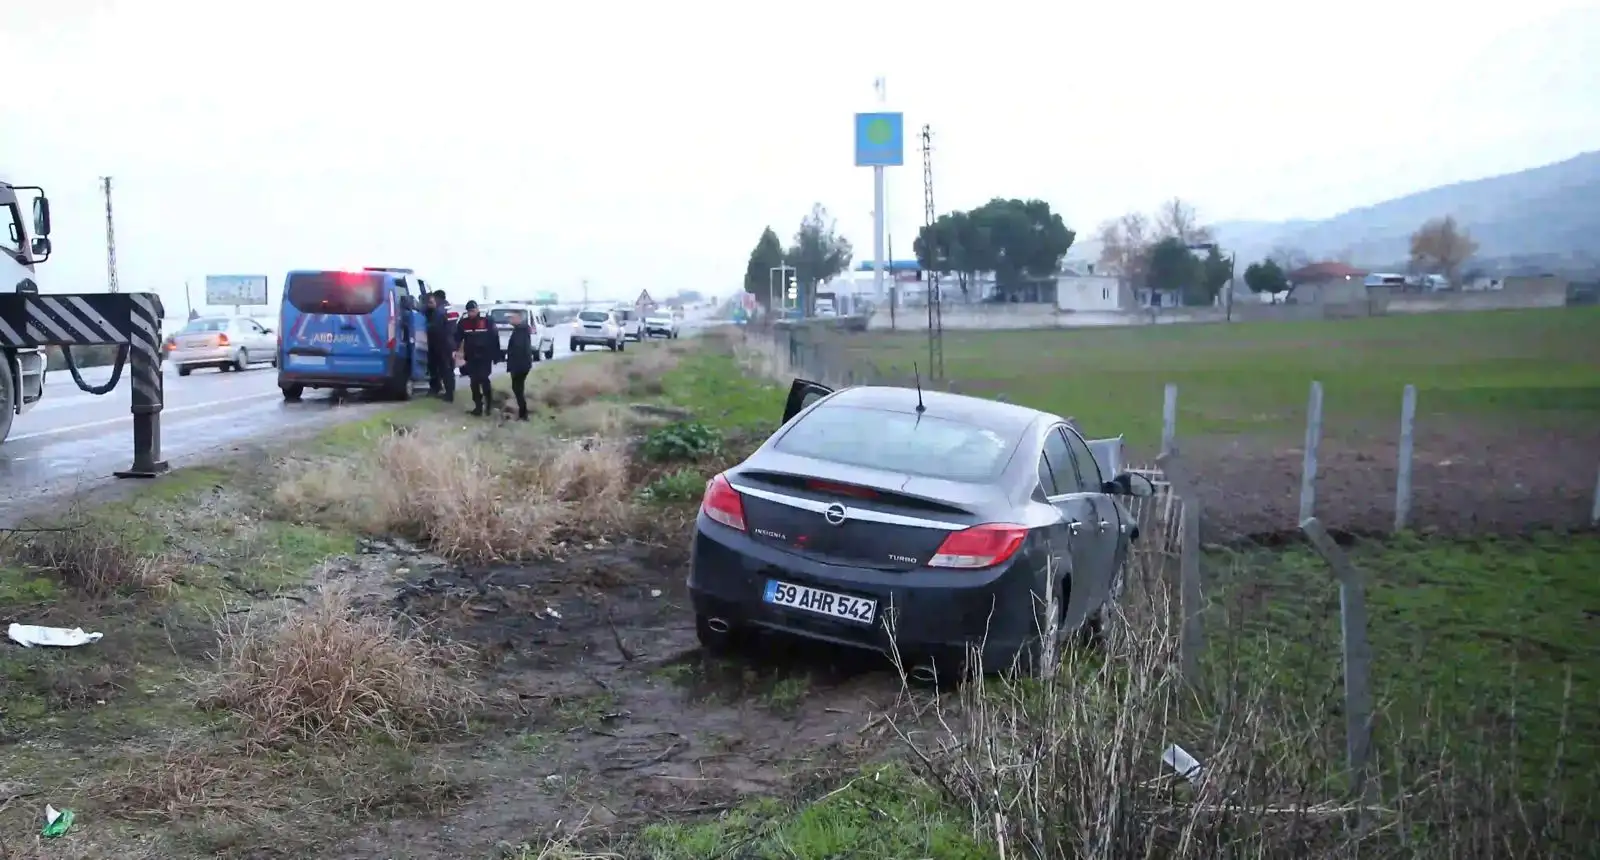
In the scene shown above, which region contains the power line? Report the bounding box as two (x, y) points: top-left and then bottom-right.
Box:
(921, 125), (943, 381)
(100, 176), (119, 293)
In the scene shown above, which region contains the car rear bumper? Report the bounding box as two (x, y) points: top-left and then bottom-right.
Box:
(570, 331), (617, 345)
(171, 347), (232, 365)
(644, 326), (674, 336)
(687, 513), (1040, 670)
(277, 354), (408, 389)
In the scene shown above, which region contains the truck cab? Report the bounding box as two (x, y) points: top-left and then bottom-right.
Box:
(0, 181), (53, 443)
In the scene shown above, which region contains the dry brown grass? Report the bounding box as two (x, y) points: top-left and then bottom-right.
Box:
(197, 584), (481, 748)
(891, 489), (1579, 859)
(272, 421), (632, 563)
(2, 520), (171, 598)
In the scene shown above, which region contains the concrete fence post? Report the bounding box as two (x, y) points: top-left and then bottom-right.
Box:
(1299, 381), (1324, 524)
(1394, 384), (1417, 532)
(1161, 383), (1178, 457)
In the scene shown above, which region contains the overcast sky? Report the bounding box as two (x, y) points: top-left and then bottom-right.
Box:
(6, 0), (1597, 312)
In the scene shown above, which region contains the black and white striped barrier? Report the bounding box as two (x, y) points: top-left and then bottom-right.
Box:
(0, 291), (169, 478)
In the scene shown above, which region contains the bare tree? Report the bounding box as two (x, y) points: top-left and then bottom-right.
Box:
(1409, 216), (1479, 285)
(1096, 212), (1153, 284)
(1268, 245), (1312, 273)
(1154, 197), (1214, 246)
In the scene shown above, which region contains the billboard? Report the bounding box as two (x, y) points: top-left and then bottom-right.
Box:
(533, 291), (559, 306)
(854, 112), (905, 167)
(205, 274), (270, 306)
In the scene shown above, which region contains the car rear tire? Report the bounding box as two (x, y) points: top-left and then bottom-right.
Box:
(544, 347), (554, 360)
(569, 340), (579, 353)
(235, 349), (250, 372)
(281, 384), (304, 401)
(177, 365), (192, 377)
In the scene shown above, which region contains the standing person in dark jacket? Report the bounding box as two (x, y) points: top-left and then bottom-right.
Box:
(504, 310), (535, 421)
(425, 290), (456, 401)
(454, 300), (501, 416)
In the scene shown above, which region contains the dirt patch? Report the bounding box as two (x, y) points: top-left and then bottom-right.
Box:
(322, 538), (907, 858)
(1169, 417), (1600, 541)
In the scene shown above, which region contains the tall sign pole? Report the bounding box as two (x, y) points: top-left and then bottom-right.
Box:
(857, 78), (902, 305)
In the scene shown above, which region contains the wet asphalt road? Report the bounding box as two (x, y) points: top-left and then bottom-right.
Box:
(0, 316), (715, 510)
(0, 323), (585, 502)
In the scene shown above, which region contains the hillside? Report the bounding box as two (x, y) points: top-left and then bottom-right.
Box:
(1213, 150), (1600, 273)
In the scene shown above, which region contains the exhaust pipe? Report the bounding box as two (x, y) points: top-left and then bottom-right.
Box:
(909, 664), (939, 684)
(706, 617), (731, 634)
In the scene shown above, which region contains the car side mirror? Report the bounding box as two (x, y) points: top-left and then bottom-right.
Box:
(32, 196), (52, 237)
(260, 326), (273, 334)
(1103, 472), (1157, 498)
(30, 237), (51, 261)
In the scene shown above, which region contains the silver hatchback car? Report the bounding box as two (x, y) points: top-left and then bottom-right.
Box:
(165, 315), (279, 376)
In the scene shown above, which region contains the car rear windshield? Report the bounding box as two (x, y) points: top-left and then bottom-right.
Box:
(488, 309), (524, 326)
(617, 310), (637, 320)
(181, 318), (228, 334)
(285, 272), (385, 316)
(774, 405), (1015, 483)
(578, 311), (610, 322)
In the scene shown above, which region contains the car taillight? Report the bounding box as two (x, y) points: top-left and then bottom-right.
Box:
(387, 314), (396, 349)
(163, 338), (175, 351)
(928, 524), (1028, 570)
(215, 333), (230, 347)
(701, 474), (746, 531)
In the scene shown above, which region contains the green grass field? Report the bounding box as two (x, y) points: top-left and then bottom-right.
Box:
(823, 307), (1600, 448)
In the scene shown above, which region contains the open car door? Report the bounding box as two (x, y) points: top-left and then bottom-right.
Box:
(1086, 435), (1125, 481)
(783, 378), (834, 423)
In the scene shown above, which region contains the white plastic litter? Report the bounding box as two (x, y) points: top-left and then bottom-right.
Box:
(7, 623), (104, 648)
(1161, 743), (1204, 784)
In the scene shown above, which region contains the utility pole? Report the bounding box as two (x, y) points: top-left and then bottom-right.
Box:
(100, 176), (119, 293)
(581, 278), (589, 308)
(921, 125), (943, 382)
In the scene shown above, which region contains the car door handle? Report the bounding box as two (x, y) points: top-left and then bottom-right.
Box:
(1066, 520), (1082, 535)
(1097, 519), (1110, 533)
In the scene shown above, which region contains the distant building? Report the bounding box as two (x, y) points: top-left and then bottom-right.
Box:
(1057, 275), (1133, 312)
(1287, 262), (1368, 304)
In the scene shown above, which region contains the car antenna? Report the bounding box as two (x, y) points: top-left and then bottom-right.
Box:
(912, 362), (927, 414)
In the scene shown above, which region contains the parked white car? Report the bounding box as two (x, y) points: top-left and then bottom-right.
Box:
(644, 314), (679, 339)
(570, 309), (626, 352)
(165, 315), (278, 376)
(487, 304), (556, 361)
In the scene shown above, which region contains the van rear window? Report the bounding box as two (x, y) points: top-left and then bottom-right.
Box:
(285, 272), (385, 316)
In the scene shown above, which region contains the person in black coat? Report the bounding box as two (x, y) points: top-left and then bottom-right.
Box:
(504, 310), (535, 421)
(453, 300), (502, 416)
(424, 290), (456, 401)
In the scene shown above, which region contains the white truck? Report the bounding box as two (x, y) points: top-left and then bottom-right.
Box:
(0, 180), (53, 444)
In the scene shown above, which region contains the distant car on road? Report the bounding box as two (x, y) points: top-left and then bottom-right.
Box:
(644, 314), (679, 339)
(570, 310), (626, 352)
(613, 308), (644, 342)
(167, 316), (278, 376)
(487, 304), (556, 361)
(687, 379), (1152, 679)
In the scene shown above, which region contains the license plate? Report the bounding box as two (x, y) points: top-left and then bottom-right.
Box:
(291, 355), (326, 367)
(763, 579), (876, 625)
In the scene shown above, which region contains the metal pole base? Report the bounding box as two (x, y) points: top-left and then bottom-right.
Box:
(114, 408), (167, 479)
(114, 461), (169, 479)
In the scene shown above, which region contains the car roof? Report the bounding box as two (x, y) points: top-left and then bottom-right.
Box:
(819, 385), (1050, 437)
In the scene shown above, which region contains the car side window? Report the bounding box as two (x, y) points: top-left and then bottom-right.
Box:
(1061, 426), (1104, 492)
(1040, 426), (1076, 497)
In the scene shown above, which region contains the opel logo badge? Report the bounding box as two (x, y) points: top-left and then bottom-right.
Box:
(823, 503), (847, 526)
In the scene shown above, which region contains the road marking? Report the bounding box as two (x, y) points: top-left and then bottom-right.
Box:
(7, 391), (282, 442)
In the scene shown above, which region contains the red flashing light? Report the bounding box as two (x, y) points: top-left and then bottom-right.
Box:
(928, 524), (1028, 570)
(701, 474), (747, 531)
